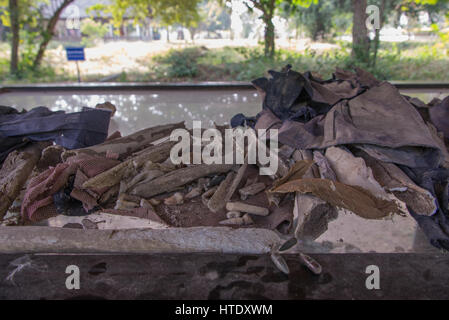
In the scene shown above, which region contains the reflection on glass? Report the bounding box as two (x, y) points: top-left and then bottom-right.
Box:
(0, 90), (262, 135)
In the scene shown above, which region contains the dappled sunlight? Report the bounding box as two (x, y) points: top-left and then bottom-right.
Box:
(0, 89), (262, 135)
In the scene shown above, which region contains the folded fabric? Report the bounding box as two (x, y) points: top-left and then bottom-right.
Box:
(21, 154), (120, 222)
(233, 66), (449, 250)
(0, 106), (111, 164)
(254, 82), (443, 168)
(429, 96), (449, 140)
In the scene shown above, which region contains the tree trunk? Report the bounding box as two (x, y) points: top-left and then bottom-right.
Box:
(32, 0), (75, 70)
(351, 0), (370, 63)
(251, 0), (275, 58)
(189, 28), (196, 43)
(263, 0), (275, 58)
(264, 16), (275, 57)
(9, 0), (19, 75)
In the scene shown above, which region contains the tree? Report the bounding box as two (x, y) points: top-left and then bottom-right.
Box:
(1, 0), (33, 75)
(80, 18), (109, 47)
(0, 0), (75, 75)
(351, 0), (447, 66)
(253, 0), (317, 57)
(8, 0), (19, 74)
(250, 0), (276, 57)
(224, 0), (315, 58)
(352, 0), (370, 63)
(33, 0), (75, 70)
(89, 0), (202, 41)
(192, 0), (231, 42)
(280, 0), (346, 41)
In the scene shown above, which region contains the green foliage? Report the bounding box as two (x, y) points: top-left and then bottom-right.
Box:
(88, 0), (202, 29)
(0, 0), (9, 26)
(0, 57), (9, 75)
(220, 0), (318, 57)
(0, 57), (58, 82)
(430, 11), (449, 53)
(2, 42), (448, 83)
(0, 0), (44, 28)
(407, 0), (440, 4)
(80, 18), (109, 47)
(197, 0), (231, 34)
(298, 1), (336, 40)
(152, 47), (206, 78)
(1, 0), (76, 74)
(148, 43), (449, 82)
(281, 0), (349, 41)
(18, 29), (39, 72)
(287, 0), (317, 6)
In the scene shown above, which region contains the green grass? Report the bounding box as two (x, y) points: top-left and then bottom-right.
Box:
(1, 41), (448, 83)
(147, 42), (449, 82)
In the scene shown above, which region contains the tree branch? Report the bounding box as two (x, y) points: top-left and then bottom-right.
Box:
(32, 0), (75, 70)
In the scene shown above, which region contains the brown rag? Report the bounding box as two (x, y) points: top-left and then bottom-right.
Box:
(21, 154), (120, 222)
(256, 83), (444, 168)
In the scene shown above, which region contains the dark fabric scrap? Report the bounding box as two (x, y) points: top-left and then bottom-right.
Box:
(255, 82), (443, 168)
(429, 96), (449, 141)
(251, 65), (314, 121)
(400, 167), (449, 250)
(0, 106), (111, 164)
(230, 66), (368, 128)
(231, 65), (449, 250)
(53, 175), (89, 217)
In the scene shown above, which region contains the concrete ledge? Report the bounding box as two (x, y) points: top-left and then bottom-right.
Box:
(0, 82), (255, 92)
(1, 81), (449, 92)
(0, 226), (281, 254)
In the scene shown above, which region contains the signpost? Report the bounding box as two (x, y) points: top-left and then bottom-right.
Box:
(65, 47), (85, 83)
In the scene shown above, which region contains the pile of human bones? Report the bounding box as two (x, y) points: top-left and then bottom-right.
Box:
(1, 66), (449, 253)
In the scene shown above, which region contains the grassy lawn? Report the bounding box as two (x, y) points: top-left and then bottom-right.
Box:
(0, 40), (448, 83)
(147, 42), (449, 82)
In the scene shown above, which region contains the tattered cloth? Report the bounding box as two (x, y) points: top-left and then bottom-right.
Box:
(232, 66), (449, 250)
(245, 68), (444, 168)
(0, 106), (111, 164)
(21, 154), (120, 222)
(429, 96), (449, 142)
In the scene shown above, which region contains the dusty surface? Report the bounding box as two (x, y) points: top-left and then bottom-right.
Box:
(151, 165), (293, 233)
(313, 209), (433, 253)
(1, 252), (449, 300)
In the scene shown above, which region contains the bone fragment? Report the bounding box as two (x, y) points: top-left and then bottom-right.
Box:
(239, 182), (266, 200)
(226, 202), (269, 216)
(130, 164), (234, 198)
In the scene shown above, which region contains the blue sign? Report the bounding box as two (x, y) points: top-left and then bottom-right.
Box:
(65, 47), (85, 61)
